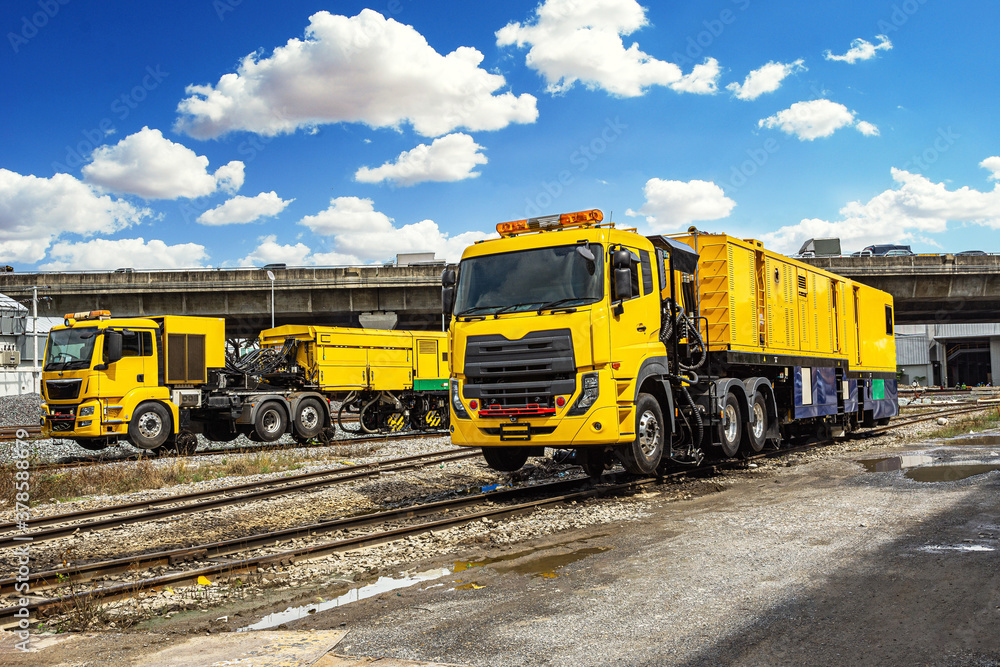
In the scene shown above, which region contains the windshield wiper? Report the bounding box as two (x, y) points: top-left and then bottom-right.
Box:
(455, 305), (499, 318)
(492, 301), (545, 318)
(536, 297), (598, 314)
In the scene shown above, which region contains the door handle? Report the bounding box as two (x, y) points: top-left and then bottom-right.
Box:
(637, 325), (646, 332)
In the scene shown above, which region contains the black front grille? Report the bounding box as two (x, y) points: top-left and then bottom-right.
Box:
(45, 379), (82, 400)
(464, 329), (575, 408)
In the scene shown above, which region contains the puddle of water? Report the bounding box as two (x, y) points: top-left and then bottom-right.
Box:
(941, 433), (1000, 448)
(860, 455), (934, 472)
(921, 544), (996, 553)
(904, 464), (1000, 483)
(237, 567), (451, 632)
(240, 539), (610, 631)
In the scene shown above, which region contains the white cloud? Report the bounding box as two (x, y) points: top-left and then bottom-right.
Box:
(761, 159), (1000, 254)
(83, 127), (244, 199)
(235, 235), (313, 267)
(855, 120), (880, 137)
(497, 0), (720, 97)
(758, 99), (877, 140)
(824, 35), (892, 64)
(39, 238), (208, 271)
(981, 156), (1000, 180)
(727, 60), (805, 101)
(355, 133), (488, 186)
(197, 191), (293, 226)
(0, 169), (150, 264)
(298, 196), (487, 263)
(625, 178), (736, 230)
(175, 9), (537, 139)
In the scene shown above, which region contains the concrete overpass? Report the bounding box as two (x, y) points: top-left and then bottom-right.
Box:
(801, 254), (1000, 324)
(0, 265), (446, 336)
(2, 253), (999, 333)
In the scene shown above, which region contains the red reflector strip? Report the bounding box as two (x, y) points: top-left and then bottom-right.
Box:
(478, 405), (556, 418)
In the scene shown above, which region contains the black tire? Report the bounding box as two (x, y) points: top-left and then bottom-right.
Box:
(617, 393), (664, 474)
(203, 421), (240, 443)
(743, 391), (768, 454)
(253, 401), (287, 442)
(719, 392), (742, 458)
(128, 402), (172, 450)
(482, 446), (530, 472)
(293, 398), (325, 440)
(75, 438), (109, 451)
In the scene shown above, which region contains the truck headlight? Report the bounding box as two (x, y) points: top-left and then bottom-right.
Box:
(451, 379), (470, 419)
(567, 372), (600, 416)
(79, 405), (96, 417)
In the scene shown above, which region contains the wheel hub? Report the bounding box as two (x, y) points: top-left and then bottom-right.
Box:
(137, 413), (162, 438)
(637, 410), (661, 456)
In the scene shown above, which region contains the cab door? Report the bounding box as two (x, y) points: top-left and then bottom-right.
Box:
(608, 246), (661, 378)
(97, 329), (155, 400)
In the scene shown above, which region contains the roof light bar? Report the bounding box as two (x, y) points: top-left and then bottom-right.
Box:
(63, 310), (111, 321)
(496, 209), (604, 236)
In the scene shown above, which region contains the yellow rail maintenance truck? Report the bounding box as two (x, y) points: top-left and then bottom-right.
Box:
(443, 209), (897, 476)
(40, 312), (449, 453)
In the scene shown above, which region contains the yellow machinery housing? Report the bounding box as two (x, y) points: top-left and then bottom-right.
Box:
(444, 210), (898, 475)
(259, 325), (450, 433)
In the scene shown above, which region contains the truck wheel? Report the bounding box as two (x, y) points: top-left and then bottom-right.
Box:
(743, 392), (768, 454)
(618, 393), (664, 474)
(293, 398), (325, 440)
(129, 402), (172, 450)
(253, 401), (287, 442)
(719, 392), (742, 458)
(482, 446), (529, 472)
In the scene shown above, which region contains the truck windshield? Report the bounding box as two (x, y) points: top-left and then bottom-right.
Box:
(44, 328), (98, 371)
(454, 244), (603, 316)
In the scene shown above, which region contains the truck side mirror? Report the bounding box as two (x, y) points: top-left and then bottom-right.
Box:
(614, 268), (632, 301)
(441, 269), (457, 315)
(103, 331), (123, 367)
(612, 249), (631, 270)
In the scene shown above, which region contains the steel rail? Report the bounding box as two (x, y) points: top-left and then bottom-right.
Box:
(0, 449), (479, 546)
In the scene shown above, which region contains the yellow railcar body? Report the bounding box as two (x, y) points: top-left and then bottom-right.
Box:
(259, 325), (449, 392)
(673, 232), (896, 375)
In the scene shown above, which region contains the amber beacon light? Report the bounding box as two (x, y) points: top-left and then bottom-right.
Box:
(496, 209), (604, 236)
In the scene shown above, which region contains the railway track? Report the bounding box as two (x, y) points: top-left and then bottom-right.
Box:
(0, 425), (39, 441)
(0, 447), (479, 548)
(7, 427), (450, 473)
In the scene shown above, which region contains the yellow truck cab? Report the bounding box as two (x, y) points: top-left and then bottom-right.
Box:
(443, 210), (898, 476)
(40, 311), (226, 452)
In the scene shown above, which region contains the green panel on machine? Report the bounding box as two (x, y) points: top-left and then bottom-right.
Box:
(872, 379), (885, 400)
(414, 378), (449, 392)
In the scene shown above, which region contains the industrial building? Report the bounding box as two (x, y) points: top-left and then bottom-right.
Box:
(0, 292), (60, 396)
(896, 324), (1000, 388)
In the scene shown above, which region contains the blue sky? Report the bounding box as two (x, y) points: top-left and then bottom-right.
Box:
(2, 0), (999, 270)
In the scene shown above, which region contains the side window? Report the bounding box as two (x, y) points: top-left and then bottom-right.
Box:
(885, 305), (893, 335)
(117, 331), (153, 357)
(638, 249), (653, 296)
(611, 247), (641, 301)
